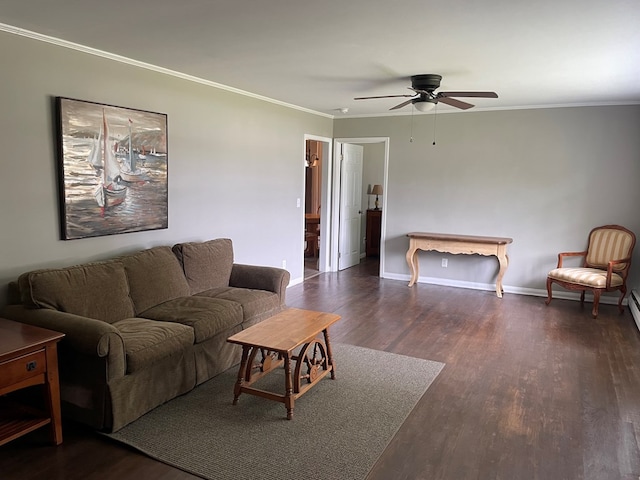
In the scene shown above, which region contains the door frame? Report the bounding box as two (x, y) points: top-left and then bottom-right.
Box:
(331, 137), (390, 276)
(303, 134), (333, 274)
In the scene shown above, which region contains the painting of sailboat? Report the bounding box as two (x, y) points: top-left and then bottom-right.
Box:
(94, 109), (127, 211)
(56, 97), (168, 240)
(119, 119), (145, 183)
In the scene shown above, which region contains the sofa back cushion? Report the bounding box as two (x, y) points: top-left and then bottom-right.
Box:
(172, 239), (234, 295)
(18, 261), (135, 323)
(121, 246), (191, 314)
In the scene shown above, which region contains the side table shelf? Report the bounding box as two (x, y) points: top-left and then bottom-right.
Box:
(0, 400), (53, 445)
(0, 318), (65, 446)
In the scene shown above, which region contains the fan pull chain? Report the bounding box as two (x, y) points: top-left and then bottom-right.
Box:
(409, 105), (414, 143)
(432, 104), (437, 146)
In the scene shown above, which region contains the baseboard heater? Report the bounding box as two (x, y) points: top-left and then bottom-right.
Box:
(630, 289), (640, 333)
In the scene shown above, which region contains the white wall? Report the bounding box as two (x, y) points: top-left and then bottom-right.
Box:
(2, 30), (639, 308)
(334, 106), (640, 298)
(0, 31), (332, 307)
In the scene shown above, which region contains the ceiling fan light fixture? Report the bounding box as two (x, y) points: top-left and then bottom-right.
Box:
(414, 100), (436, 112)
(355, 73), (497, 112)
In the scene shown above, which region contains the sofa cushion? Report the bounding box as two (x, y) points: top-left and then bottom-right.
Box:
(121, 246), (191, 315)
(196, 287), (280, 323)
(17, 261), (135, 324)
(172, 239), (234, 294)
(139, 296), (243, 343)
(112, 318), (194, 373)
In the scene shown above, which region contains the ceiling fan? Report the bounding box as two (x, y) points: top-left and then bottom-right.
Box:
(354, 74), (498, 112)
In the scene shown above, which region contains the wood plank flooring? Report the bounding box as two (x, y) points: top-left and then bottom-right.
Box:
(1, 259), (639, 479)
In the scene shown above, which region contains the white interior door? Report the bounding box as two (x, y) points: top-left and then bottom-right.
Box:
(338, 143), (364, 270)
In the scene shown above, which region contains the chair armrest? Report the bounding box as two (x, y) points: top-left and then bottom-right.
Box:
(557, 251), (587, 268)
(608, 256), (632, 269)
(2, 305), (126, 381)
(605, 256), (633, 288)
(229, 264), (291, 305)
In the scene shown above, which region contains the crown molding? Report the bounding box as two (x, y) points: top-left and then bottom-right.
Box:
(0, 23), (334, 119)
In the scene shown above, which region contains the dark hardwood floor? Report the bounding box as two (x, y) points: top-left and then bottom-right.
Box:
(2, 258), (640, 479)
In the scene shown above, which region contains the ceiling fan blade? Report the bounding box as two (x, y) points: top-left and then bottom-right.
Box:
(438, 91), (498, 98)
(389, 99), (415, 110)
(354, 94), (415, 100)
(438, 97), (474, 110)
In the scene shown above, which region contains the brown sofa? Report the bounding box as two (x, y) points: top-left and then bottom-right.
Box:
(2, 238), (289, 432)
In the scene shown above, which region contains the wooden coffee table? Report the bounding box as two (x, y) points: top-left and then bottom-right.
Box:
(227, 308), (340, 420)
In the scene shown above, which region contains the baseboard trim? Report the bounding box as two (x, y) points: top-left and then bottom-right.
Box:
(381, 272), (628, 306)
(288, 276), (304, 287)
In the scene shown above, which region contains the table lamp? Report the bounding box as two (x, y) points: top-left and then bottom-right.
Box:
(371, 184), (383, 210)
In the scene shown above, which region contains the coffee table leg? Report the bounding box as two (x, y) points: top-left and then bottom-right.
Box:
(233, 346), (251, 405)
(284, 352), (294, 420)
(323, 328), (336, 380)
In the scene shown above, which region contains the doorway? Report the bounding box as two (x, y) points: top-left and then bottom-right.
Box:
(303, 135), (332, 280)
(304, 139), (323, 279)
(301, 135), (389, 280)
(331, 138), (389, 277)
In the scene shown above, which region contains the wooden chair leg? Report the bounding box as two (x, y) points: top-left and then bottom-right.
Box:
(592, 290), (601, 318)
(580, 290), (586, 305)
(618, 287), (627, 314)
(545, 277), (553, 305)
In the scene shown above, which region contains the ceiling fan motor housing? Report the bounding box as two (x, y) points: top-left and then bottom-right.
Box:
(411, 74), (442, 92)
(412, 97), (437, 105)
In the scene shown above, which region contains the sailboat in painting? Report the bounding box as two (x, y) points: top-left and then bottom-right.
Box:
(119, 118), (145, 183)
(86, 135), (102, 173)
(93, 109), (126, 211)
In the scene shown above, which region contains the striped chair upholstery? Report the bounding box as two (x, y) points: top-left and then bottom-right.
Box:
(585, 227), (634, 271)
(545, 225), (636, 318)
(547, 267), (624, 288)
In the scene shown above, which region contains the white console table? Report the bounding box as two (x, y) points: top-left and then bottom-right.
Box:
(406, 232), (513, 297)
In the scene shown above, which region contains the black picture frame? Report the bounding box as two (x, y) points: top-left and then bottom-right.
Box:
(55, 97), (168, 240)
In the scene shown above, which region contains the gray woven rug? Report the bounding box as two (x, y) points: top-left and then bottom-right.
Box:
(105, 343), (444, 480)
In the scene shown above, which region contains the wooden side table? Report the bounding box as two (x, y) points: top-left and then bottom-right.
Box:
(0, 318), (65, 446)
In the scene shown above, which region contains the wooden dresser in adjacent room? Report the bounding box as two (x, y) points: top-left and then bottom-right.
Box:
(366, 209), (382, 257)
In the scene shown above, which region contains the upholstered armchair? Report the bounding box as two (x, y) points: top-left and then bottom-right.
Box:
(545, 225), (636, 318)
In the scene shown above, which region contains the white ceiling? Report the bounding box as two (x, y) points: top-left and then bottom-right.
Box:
(2, 0), (639, 117)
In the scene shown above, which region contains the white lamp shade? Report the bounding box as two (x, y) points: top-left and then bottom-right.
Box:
(414, 100), (436, 112)
(371, 184), (383, 195)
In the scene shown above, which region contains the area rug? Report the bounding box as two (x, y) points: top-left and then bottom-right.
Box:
(105, 343), (444, 480)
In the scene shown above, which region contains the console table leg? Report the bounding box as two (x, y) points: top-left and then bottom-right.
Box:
(406, 246), (419, 287)
(495, 252), (509, 298)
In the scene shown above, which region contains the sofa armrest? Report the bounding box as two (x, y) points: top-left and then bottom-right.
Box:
(229, 264), (290, 305)
(2, 305), (126, 381)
